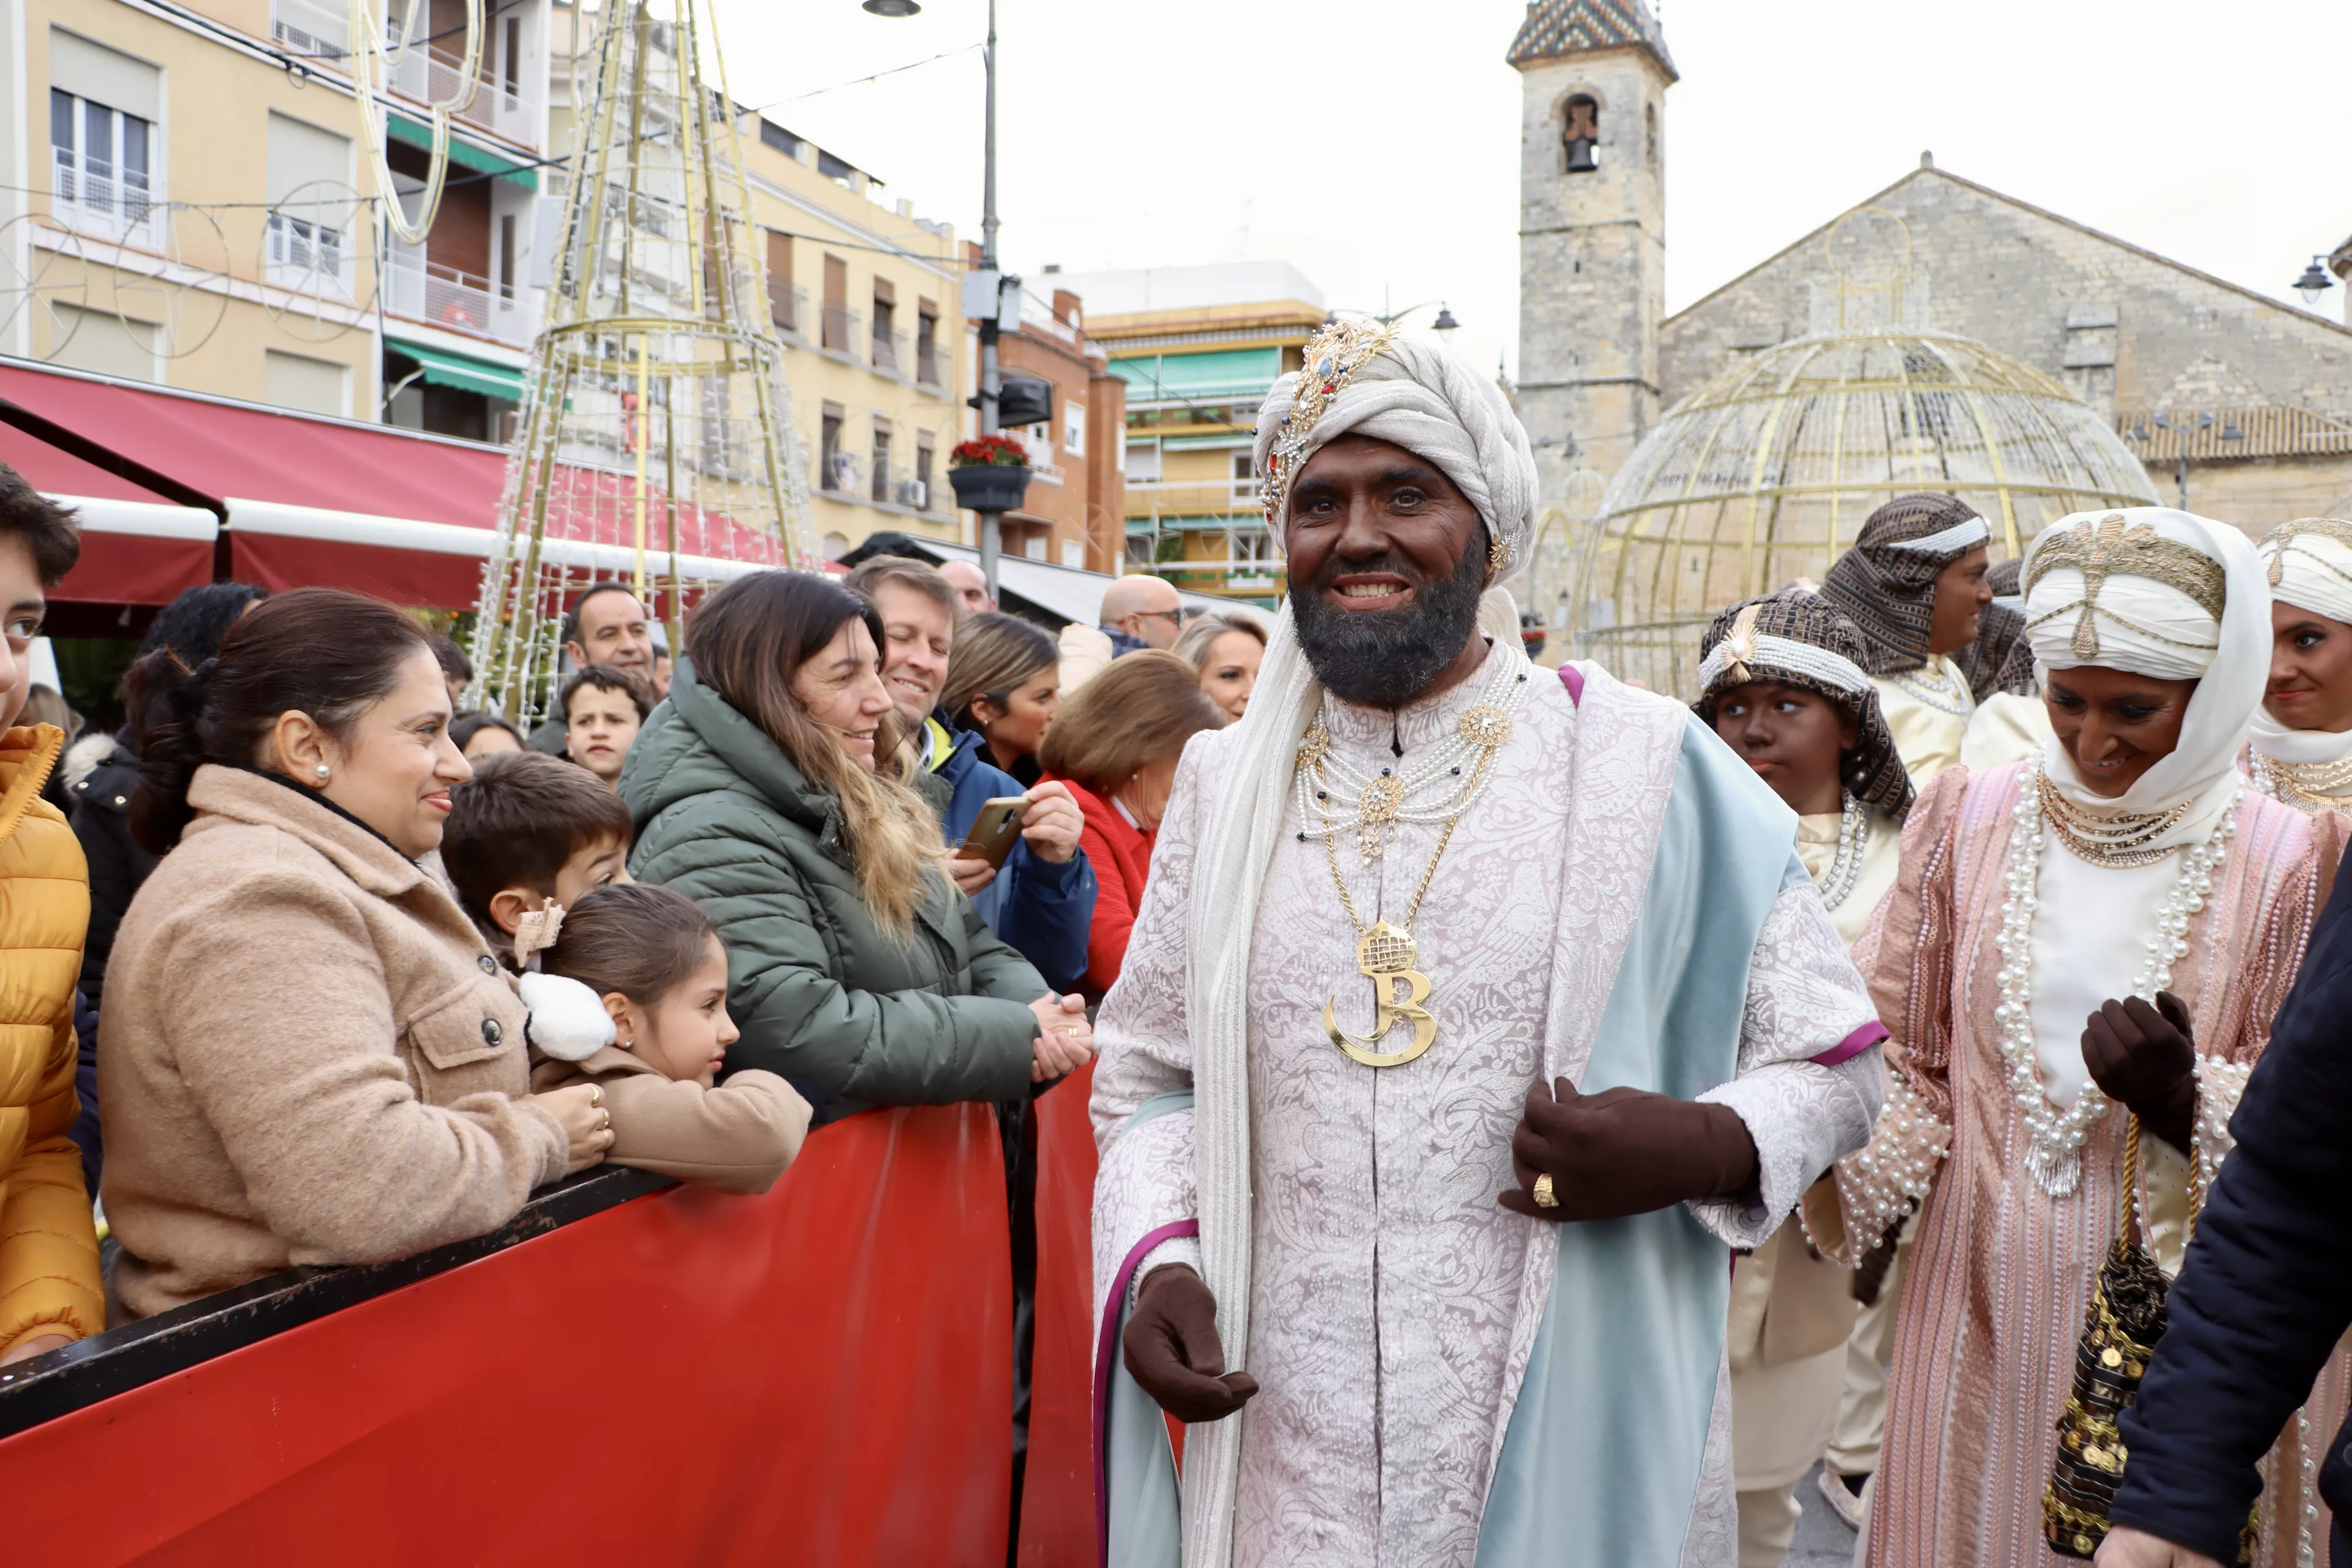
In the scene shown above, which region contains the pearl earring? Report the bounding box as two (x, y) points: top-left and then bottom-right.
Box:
(315, 764), (331, 780)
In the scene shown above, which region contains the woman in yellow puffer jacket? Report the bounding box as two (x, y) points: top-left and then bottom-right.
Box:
(0, 473), (99, 1365)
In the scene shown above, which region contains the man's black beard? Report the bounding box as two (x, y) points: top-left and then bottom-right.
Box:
(1290, 530), (1488, 709)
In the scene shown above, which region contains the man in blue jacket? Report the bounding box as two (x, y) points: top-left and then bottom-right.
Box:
(2099, 865), (2352, 1568)
(844, 556), (1095, 995)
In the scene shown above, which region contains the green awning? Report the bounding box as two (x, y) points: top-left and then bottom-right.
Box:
(387, 113), (539, 191)
(391, 339), (525, 401)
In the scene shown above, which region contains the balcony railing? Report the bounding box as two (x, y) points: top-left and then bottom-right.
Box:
(264, 212), (352, 300)
(1126, 476), (1260, 508)
(916, 335), (942, 386)
(50, 147), (158, 246)
(270, 0), (538, 148)
(870, 457), (891, 504)
(768, 281), (805, 336)
(870, 325), (900, 372)
(386, 247), (528, 346)
(819, 302), (860, 355)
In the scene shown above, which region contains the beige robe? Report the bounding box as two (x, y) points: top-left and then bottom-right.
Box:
(1873, 655), (1975, 790)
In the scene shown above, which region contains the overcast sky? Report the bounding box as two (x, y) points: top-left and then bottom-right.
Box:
(717, 0), (2352, 381)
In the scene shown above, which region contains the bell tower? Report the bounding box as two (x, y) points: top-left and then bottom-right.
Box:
(1509, 1), (1675, 505)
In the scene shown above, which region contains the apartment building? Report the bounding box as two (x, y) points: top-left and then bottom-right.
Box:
(1050, 260), (1324, 603)
(5, 0), (966, 556)
(725, 116), (967, 558)
(4, 0), (554, 427)
(990, 270), (1125, 573)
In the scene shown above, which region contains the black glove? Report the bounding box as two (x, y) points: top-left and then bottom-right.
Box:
(1853, 1213), (1906, 1306)
(1498, 1076), (1760, 1223)
(2081, 991), (2197, 1154)
(1121, 1265), (1259, 1423)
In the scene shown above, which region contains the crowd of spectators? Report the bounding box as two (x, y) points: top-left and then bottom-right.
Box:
(0, 454), (1260, 1367)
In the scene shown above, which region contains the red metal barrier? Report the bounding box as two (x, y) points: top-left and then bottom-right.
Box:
(0, 1103), (1013, 1566)
(1021, 1060), (1100, 1565)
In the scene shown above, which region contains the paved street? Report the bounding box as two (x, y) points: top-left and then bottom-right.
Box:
(1786, 1464), (1861, 1567)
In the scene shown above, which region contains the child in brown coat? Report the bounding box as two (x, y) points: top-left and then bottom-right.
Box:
(524, 884), (807, 1193)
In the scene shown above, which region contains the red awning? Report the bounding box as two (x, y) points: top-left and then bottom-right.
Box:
(0, 359), (793, 609)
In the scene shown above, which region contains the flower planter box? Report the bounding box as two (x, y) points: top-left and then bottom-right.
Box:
(948, 463), (1031, 514)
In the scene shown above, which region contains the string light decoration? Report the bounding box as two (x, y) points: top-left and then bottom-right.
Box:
(468, 0), (817, 727)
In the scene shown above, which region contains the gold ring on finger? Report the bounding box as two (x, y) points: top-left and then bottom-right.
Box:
(1532, 1172), (1559, 1209)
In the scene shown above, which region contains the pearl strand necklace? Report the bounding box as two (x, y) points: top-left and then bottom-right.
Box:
(1293, 646), (1534, 863)
(1990, 760), (2240, 1197)
(1817, 792), (1869, 911)
(1889, 658), (1974, 718)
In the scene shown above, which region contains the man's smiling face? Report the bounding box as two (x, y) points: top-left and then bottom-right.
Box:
(1283, 433), (1488, 708)
(867, 579), (954, 726)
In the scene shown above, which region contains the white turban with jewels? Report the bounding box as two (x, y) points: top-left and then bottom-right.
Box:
(2020, 507), (2268, 819)
(1252, 332), (1538, 584)
(2258, 518), (2352, 628)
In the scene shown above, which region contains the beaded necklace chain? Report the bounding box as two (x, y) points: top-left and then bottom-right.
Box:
(1992, 760), (2239, 1197)
(2251, 752), (2352, 811)
(1815, 792), (1870, 911)
(1293, 649), (1534, 863)
(1889, 658), (1974, 718)
(2034, 772), (2196, 868)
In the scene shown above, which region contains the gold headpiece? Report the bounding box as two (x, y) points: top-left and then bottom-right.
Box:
(1719, 602), (1763, 685)
(1258, 319), (1400, 528)
(2023, 513), (2226, 661)
(2259, 517), (2352, 587)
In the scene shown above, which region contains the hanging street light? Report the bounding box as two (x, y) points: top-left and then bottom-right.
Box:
(1432, 304), (1461, 341)
(2295, 256), (2334, 305)
(862, 0), (922, 15)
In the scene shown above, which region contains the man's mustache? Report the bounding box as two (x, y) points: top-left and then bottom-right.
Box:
(1305, 552), (1436, 590)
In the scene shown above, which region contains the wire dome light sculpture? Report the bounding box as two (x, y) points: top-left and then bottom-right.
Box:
(469, 0), (817, 728)
(1570, 210), (2160, 695)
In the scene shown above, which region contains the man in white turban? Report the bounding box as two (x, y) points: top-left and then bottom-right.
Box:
(1088, 321), (1886, 1567)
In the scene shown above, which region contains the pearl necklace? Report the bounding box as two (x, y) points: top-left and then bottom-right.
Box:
(1888, 658), (1974, 718)
(1991, 760), (2239, 1197)
(1816, 792), (1868, 911)
(1293, 648), (1534, 863)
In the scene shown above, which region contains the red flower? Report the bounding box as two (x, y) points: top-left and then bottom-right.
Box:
(949, 433), (1030, 468)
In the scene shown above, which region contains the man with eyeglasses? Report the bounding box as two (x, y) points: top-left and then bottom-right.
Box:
(1097, 574), (1186, 653)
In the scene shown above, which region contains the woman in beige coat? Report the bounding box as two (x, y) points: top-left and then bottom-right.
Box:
(99, 589), (613, 1321)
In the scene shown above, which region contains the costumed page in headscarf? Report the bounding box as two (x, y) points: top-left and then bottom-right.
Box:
(1815, 508), (2351, 1568)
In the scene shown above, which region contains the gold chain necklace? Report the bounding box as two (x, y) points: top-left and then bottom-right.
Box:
(2034, 771), (2192, 868)
(2254, 752), (2352, 809)
(1310, 721), (1511, 1068)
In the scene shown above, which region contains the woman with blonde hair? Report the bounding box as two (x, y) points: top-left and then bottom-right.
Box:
(622, 571), (1092, 1126)
(942, 611), (1060, 785)
(1172, 609), (1266, 723)
(1036, 649), (1223, 1001)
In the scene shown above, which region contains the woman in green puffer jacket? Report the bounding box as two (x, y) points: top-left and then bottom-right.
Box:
(620, 571), (1093, 1126)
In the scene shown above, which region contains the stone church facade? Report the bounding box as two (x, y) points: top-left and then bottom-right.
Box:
(1511, 1), (2352, 533)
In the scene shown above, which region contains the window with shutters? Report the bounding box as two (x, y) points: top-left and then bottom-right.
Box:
(49, 31), (162, 242)
(264, 112), (353, 297)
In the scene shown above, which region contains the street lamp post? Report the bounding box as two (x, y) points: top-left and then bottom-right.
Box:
(866, 0), (1010, 600)
(1330, 299), (1461, 341)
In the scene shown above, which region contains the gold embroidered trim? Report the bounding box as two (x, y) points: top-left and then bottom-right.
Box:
(2024, 513), (2227, 661)
(1258, 319), (1399, 528)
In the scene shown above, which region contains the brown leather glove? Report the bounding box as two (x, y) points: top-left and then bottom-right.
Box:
(1498, 1076), (1760, 1223)
(1121, 1265), (1259, 1423)
(2081, 991), (2197, 1154)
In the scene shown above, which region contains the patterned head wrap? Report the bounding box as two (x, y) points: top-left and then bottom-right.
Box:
(1815, 492), (1998, 686)
(1693, 590), (1914, 821)
(1254, 319), (1538, 586)
(2257, 517), (2352, 628)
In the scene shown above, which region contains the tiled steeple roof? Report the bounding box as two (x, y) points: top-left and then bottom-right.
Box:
(1505, 0), (1678, 81)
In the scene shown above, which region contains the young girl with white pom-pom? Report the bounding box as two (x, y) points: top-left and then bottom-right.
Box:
(521, 883), (809, 1193)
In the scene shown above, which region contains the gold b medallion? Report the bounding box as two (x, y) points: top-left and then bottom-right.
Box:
(1324, 920), (1438, 1068)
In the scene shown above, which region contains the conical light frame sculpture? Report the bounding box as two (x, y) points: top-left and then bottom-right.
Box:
(470, 0), (815, 726)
